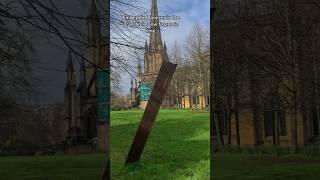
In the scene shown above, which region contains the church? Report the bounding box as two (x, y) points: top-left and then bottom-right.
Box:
(130, 0), (209, 109)
(63, 0), (107, 152)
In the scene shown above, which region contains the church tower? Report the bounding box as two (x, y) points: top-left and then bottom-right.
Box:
(144, 0), (168, 75)
(86, 0), (108, 152)
(63, 0), (109, 153)
(149, 0), (162, 53)
(137, 60), (142, 83)
(64, 50), (77, 137)
(86, 0), (106, 96)
(78, 57), (87, 138)
(130, 79), (135, 106)
(137, 0), (170, 109)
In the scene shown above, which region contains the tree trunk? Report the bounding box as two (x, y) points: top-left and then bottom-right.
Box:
(227, 96), (232, 146)
(274, 112), (280, 145)
(313, 58), (320, 135)
(216, 106), (225, 147)
(292, 89), (298, 153)
(210, 0), (224, 148)
(234, 83), (240, 146)
(227, 108), (232, 146)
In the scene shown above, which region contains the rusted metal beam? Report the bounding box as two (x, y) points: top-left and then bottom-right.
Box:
(125, 61), (177, 164)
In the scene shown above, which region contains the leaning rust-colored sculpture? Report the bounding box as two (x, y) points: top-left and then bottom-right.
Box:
(125, 61), (177, 164)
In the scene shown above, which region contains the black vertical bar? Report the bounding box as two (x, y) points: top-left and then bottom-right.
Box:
(210, 0), (217, 179)
(102, 0), (111, 179)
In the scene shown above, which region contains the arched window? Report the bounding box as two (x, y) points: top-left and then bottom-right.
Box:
(279, 111), (287, 136)
(264, 110), (275, 137)
(312, 108), (320, 135)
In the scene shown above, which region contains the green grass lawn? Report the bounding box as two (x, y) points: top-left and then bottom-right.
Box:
(2, 110), (320, 179)
(111, 110), (210, 179)
(0, 154), (106, 180)
(212, 154), (320, 180)
(0, 110), (210, 180)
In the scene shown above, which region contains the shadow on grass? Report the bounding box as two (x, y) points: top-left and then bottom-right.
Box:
(0, 154), (107, 180)
(212, 153), (320, 180)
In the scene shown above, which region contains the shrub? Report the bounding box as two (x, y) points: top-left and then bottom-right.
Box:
(300, 145), (320, 157)
(212, 145), (320, 157)
(112, 105), (129, 111)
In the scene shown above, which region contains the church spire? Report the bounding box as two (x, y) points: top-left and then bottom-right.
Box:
(65, 49), (76, 87)
(161, 40), (169, 62)
(137, 61), (142, 75)
(64, 50), (77, 137)
(80, 57), (86, 79)
(145, 40), (149, 51)
(79, 57), (87, 96)
(88, 0), (99, 18)
(149, 0), (163, 52)
(66, 50), (74, 72)
(130, 79), (134, 91)
(87, 0), (100, 46)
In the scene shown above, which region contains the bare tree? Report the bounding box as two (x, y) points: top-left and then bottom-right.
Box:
(185, 23), (210, 109)
(212, 0), (320, 151)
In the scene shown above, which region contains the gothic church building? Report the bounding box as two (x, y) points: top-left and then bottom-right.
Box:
(130, 0), (209, 109)
(64, 0), (107, 151)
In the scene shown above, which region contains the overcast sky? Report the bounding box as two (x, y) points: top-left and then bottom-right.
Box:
(33, 0), (87, 105)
